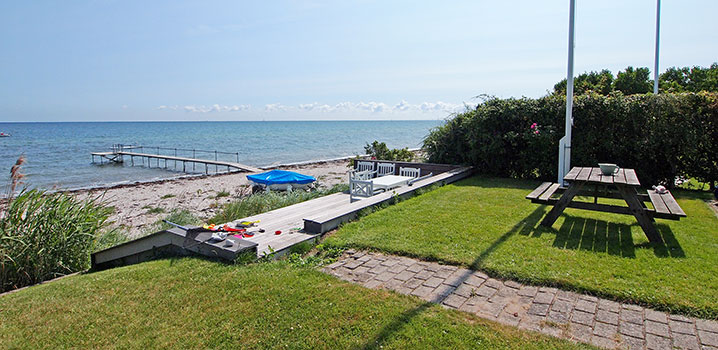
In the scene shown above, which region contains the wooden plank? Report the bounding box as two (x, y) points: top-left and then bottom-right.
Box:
(526, 182), (552, 199)
(661, 192), (686, 217)
(624, 169), (641, 186)
(647, 190), (670, 214)
(616, 185), (662, 243)
(613, 168), (627, 184)
(304, 167), (473, 233)
(564, 167), (581, 181)
(576, 167), (592, 181)
(540, 181), (586, 227)
(588, 167), (602, 183)
(538, 183), (560, 201)
(599, 169), (614, 184)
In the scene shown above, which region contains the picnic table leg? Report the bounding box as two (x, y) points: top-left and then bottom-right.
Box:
(540, 182), (585, 227)
(616, 185), (663, 244)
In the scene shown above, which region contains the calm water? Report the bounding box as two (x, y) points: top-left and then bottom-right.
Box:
(0, 121), (441, 191)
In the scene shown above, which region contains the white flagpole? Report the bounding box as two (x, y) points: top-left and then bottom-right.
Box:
(558, 0), (575, 185)
(653, 0), (661, 94)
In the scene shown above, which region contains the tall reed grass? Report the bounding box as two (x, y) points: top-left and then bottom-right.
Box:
(1, 157), (112, 292)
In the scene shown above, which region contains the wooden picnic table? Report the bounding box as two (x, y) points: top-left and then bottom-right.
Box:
(526, 167), (686, 244)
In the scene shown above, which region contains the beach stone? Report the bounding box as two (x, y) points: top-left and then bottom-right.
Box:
(646, 334), (672, 349)
(593, 321), (618, 338)
(571, 310), (595, 326)
(422, 277), (444, 288)
(442, 294), (468, 309)
(670, 319), (696, 335)
(645, 320), (669, 336)
(672, 333), (700, 349)
(699, 330), (718, 347)
(528, 303), (550, 317)
(619, 320), (644, 339)
(517, 285), (539, 297)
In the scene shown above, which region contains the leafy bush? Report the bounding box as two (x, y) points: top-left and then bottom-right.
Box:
(0, 189), (112, 292)
(424, 92), (718, 188)
(364, 141), (415, 162)
(553, 64), (718, 96)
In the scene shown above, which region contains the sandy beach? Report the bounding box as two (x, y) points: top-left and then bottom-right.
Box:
(74, 159), (352, 238)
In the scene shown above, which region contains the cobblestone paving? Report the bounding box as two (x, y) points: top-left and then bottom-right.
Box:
(323, 250), (718, 350)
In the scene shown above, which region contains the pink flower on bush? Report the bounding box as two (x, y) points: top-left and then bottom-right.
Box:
(534, 130), (540, 135)
(530, 122), (537, 129)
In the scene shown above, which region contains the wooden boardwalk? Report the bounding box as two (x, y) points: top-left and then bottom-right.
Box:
(91, 150), (260, 173)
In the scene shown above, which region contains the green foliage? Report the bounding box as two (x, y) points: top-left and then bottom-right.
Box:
(214, 190), (230, 198)
(144, 206), (165, 214)
(660, 63), (718, 93)
(210, 184), (349, 224)
(613, 66), (653, 94)
(553, 64), (718, 97)
(0, 189), (112, 292)
(152, 209), (201, 232)
(423, 92), (718, 187)
(364, 140), (414, 162)
(553, 69), (614, 95)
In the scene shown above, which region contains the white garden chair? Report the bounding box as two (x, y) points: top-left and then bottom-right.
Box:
(356, 161), (375, 172)
(376, 163), (395, 177)
(399, 167), (420, 178)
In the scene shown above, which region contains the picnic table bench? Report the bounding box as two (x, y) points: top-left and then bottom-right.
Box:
(526, 167), (686, 243)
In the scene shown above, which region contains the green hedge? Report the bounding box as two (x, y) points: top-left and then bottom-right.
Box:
(423, 92), (718, 187)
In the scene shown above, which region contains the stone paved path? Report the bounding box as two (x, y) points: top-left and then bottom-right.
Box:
(323, 250), (718, 350)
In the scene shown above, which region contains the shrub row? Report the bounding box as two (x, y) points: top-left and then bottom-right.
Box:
(423, 92), (718, 187)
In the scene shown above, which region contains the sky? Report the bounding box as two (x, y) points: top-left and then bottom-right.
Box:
(1, 0), (716, 122)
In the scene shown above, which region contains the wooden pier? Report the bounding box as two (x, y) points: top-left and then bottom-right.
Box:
(91, 144), (260, 174)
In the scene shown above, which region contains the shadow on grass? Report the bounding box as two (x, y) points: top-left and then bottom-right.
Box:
(359, 206), (547, 349)
(541, 214), (685, 258)
(358, 180), (689, 348)
(551, 215), (637, 258)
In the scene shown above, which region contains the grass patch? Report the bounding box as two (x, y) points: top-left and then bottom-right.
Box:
(160, 194), (175, 199)
(143, 206), (165, 214)
(144, 209), (202, 234)
(0, 258), (592, 349)
(214, 190), (231, 198)
(325, 176), (718, 319)
(209, 184), (349, 224)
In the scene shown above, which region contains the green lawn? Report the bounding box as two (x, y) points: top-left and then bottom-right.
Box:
(0, 258), (592, 350)
(325, 176), (718, 319)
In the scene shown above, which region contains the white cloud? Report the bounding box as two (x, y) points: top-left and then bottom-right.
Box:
(264, 103), (289, 112)
(156, 101), (466, 115)
(393, 100), (411, 112)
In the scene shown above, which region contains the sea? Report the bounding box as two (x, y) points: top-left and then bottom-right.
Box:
(0, 120), (442, 191)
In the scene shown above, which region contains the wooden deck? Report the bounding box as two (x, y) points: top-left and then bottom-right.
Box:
(91, 164), (473, 268)
(233, 166), (473, 256)
(92, 151), (260, 173)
